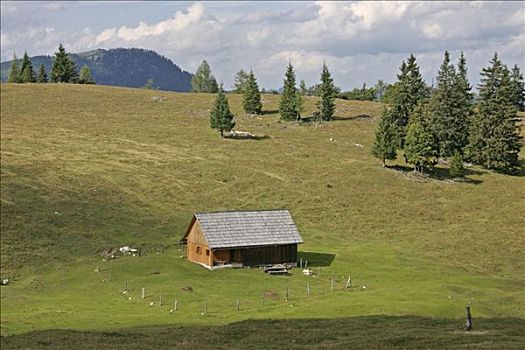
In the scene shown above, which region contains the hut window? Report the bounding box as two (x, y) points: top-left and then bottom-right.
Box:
(196, 246), (202, 254)
(206, 249), (210, 256)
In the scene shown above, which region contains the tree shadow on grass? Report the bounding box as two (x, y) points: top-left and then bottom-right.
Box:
(388, 165), (484, 185)
(224, 134), (271, 141)
(332, 114), (374, 121)
(4, 316), (524, 349)
(260, 109), (279, 115)
(298, 251), (336, 267)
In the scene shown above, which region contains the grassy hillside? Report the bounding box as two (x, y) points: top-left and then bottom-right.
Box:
(1, 84), (524, 346)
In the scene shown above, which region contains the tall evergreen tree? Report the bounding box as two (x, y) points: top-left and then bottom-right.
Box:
(37, 64), (48, 83)
(210, 84), (235, 137)
(7, 54), (20, 83)
(372, 109), (398, 167)
(191, 60), (218, 93)
(428, 51), (469, 158)
(50, 44), (78, 83)
(388, 54), (429, 146)
(457, 51), (473, 103)
(404, 105), (437, 172)
(78, 64), (95, 84)
(279, 62), (301, 121)
(232, 69), (249, 93)
(20, 52), (36, 83)
(242, 70), (262, 114)
(467, 53), (522, 174)
(317, 62), (336, 121)
(510, 64), (524, 111)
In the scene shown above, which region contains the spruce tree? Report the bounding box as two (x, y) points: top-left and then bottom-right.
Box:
(50, 44), (78, 83)
(279, 62), (301, 121)
(191, 60), (219, 93)
(8, 54), (20, 83)
(467, 53), (522, 174)
(37, 64), (48, 83)
(233, 69), (249, 93)
(388, 54), (429, 146)
(372, 109), (398, 167)
(457, 51), (474, 103)
(510, 64), (524, 111)
(427, 51), (469, 158)
(210, 84), (235, 137)
(404, 105), (437, 172)
(242, 70), (262, 114)
(317, 62), (336, 121)
(20, 52), (36, 83)
(78, 64), (95, 84)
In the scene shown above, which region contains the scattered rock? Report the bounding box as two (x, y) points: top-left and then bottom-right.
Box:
(354, 143), (364, 148)
(182, 285), (193, 292)
(152, 96), (165, 102)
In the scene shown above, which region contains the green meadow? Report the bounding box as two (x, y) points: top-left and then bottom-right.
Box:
(1, 84), (524, 348)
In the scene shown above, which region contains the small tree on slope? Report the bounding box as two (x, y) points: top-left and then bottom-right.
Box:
(372, 109), (399, 167)
(8, 54), (20, 83)
(210, 85), (235, 137)
(404, 106), (438, 173)
(279, 62), (301, 121)
(317, 62), (336, 121)
(243, 70), (262, 114)
(51, 44), (78, 83)
(37, 64), (48, 83)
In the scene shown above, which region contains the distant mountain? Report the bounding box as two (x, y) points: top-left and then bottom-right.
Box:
(1, 48), (193, 92)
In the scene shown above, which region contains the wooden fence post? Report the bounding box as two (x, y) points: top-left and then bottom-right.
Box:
(159, 294), (163, 306)
(124, 280), (128, 292)
(236, 298), (240, 311)
(285, 288), (289, 303)
(141, 287), (145, 299)
(204, 297), (207, 314)
(331, 277), (334, 292)
(345, 276), (352, 288)
(174, 300), (178, 311)
(307, 281), (310, 295)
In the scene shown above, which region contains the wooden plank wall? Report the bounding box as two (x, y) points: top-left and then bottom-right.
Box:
(186, 221), (212, 267)
(239, 244), (297, 266)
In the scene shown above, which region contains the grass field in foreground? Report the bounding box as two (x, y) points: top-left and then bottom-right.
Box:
(2, 316), (525, 349)
(1, 84), (524, 345)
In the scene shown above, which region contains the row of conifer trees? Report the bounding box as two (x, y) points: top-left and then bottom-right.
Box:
(8, 44), (94, 84)
(209, 62), (337, 137)
(372, 52), (523, 175)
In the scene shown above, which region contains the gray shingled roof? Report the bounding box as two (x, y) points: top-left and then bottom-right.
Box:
(194, 210), (303, 249)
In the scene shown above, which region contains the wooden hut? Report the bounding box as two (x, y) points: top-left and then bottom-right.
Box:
(181, 210), (303, 269)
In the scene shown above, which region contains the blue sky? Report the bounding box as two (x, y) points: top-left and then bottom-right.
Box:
(1, 1), (524, 90)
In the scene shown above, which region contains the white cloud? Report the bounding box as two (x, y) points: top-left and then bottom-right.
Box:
(1, 1), (524, 90)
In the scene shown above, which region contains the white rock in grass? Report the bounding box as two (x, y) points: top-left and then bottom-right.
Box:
(150, 302), (155, 306)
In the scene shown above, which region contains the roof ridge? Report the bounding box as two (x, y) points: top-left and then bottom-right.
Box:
(195, 209), (290, 215)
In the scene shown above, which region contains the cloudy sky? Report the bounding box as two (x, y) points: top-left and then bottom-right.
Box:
(1, 1), (524, 90)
